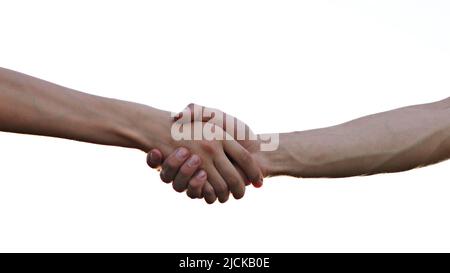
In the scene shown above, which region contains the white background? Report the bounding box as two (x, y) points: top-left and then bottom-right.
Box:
(0, 0), (449, 252)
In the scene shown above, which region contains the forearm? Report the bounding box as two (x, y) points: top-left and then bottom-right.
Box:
(261, 98), (450, 178)
(0, 67), (171, 152)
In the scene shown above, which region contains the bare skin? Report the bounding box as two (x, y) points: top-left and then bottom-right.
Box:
(0, 67), (263, 204)
(150, 99), (450, 199)
(2, 67), (448, 204)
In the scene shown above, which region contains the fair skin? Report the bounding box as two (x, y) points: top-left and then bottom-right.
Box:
(1, 67), (449, 204)
(0, 67), (262, 204)
(149, 99), (450, 201)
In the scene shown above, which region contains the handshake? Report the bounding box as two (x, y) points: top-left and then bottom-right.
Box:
(145, 103), (276, 204)
(141, 97), (450, 205)
(2, 67), (447, 203)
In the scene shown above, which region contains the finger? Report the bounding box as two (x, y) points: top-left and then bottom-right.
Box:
(174, 103), (214, 123)
(173, 154), (202, 192)
(222, 139), (262, 184)
(203, 182), (217, 204)
(252, 180), (264, 188)
(186, 170), (207, 199)
(207, 166), (230, 203)
(186, 187), (196, 199)
(160, 147), (190, 183)
(234, 163), (251, 186)
(214, 153), (246, 200)
(234, 165), (263, 187)
(146, 149), (163, 169)
(182, 105), (249, 141)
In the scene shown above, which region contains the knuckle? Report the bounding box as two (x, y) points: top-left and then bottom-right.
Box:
(190, 178), (203, 189)
(166, 159), (180, 170)
(228, 175), (241, 187)
(179, 167), (191, 178)
(199, 139), (213, 148)
(199, 140), (217, 155)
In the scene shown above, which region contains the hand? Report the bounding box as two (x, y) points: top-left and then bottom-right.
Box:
(149, 118), (262, 204)
(147, 104), (265, 201)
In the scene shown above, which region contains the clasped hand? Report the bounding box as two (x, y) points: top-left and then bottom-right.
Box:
(147, 104), (265, 204)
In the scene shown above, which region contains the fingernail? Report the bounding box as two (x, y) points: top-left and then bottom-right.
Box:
(197, 170), (207, 179)
(253, 180), (263, 188)
(149, 151), (157, 162)
(187, 155), (200, 167)
(175, 148), (189, 160)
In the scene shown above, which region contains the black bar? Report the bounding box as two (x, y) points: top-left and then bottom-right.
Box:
(0, 253), (447, 272)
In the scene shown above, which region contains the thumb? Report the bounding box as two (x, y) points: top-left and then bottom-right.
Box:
(146, 149), (163, 169)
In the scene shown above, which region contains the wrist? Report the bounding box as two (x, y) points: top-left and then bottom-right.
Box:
(106, 100), (174, 153)
(255, 133), (305, 177)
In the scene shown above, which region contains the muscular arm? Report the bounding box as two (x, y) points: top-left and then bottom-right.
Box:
(260, 98), (450, 178)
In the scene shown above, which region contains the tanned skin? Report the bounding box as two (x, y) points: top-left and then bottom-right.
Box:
(150, 99), (450, 198)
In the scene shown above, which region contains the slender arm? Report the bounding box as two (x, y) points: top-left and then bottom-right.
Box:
(0, 67), (263, 203)
(260, 98), (450, 178)
(0, 67), (172, 152)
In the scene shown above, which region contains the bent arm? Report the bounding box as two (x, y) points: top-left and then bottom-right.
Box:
(0, 67), (171, 152)
(261, 98), (450, 178)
